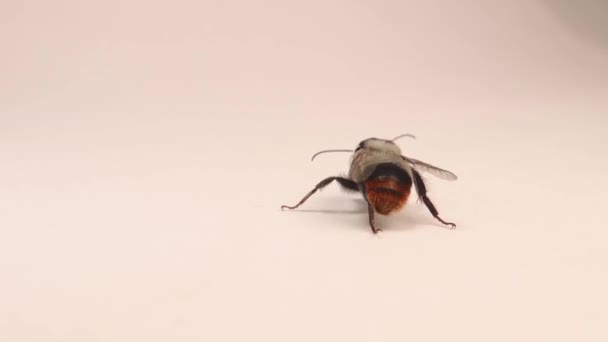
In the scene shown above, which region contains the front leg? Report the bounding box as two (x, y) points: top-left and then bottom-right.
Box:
(360, 183), (381, 234)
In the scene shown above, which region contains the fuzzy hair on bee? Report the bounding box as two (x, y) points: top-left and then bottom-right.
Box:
(281, 134), (457, 233)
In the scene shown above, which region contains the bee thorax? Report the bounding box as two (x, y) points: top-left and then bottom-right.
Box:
(349, 150), (411, 183)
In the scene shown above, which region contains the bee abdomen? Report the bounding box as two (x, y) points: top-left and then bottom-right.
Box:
(366, 179), (411, 215)
(364, 163), (413, 215)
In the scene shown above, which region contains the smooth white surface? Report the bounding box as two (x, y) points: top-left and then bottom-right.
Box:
(1, 1), (608, 341)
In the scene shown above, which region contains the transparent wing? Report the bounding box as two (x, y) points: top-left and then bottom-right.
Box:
(403, 157), (458, 181)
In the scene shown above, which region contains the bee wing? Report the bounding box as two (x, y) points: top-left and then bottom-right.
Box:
(403, 157), (458, 181)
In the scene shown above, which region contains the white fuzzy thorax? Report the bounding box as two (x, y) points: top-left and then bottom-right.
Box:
(348, 139), (412, 183)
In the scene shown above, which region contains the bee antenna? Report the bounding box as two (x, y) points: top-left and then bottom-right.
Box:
(392, 133), (416, 141)
(311, 149), (354, 161)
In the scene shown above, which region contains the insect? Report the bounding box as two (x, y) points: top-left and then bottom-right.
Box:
(281, 134), (457, 233)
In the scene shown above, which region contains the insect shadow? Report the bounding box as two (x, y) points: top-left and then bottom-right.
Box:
(281, 197), (442, 232)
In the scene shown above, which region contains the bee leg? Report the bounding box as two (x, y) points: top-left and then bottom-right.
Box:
(281, 177), (357, 210)
(360, 183), (381, 234)
(412, 170), (456, 229)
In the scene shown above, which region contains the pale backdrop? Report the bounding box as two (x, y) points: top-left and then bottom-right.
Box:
(1, 1), (607, 341)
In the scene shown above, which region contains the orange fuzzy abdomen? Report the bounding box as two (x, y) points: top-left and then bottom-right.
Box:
(365, 178), (411, 215)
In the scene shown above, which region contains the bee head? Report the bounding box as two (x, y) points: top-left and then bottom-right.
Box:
(311, 134), (415, 161)
(356, 138), (402, 154)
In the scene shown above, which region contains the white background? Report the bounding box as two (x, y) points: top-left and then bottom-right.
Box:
(1, 1), (607, 341)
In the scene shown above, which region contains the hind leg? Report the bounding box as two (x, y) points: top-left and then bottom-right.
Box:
(412, 170), (456, 228)
(281, 177), (358, 210)
(360, 183), (381, 234)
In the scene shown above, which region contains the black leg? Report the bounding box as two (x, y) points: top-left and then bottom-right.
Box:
(412, 170), (456, 229)
(336, 178), (360, 192)
(360, 183), (381, 234)
(281, 177), (358, 210)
